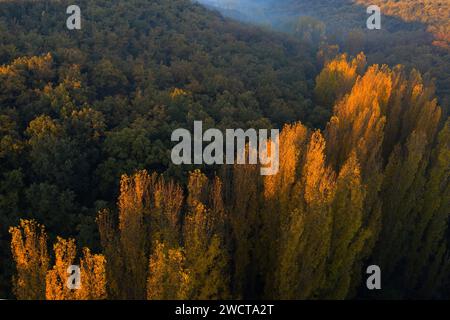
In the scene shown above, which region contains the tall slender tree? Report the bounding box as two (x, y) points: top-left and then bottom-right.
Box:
(147, 241), (190, 300)
(9, 219), (49, 300)
(183, 170), (230, 299)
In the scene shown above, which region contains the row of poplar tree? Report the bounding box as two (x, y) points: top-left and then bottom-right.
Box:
(9, 54), (450, 299)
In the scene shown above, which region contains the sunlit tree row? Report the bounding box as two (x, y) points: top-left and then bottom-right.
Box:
(10, 55), (449, 299)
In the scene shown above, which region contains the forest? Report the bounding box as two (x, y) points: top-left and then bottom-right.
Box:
(205, 0), (450, 110)
(0, 0), (449, 300)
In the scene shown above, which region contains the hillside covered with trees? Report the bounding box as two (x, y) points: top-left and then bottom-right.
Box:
(206, 0), (450, 110)
(0, 0), (320, 298)
(0, 0), (449, 300)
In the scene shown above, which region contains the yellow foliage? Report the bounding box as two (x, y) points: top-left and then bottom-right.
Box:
(183, 171), (231, 299)
(170, 88), (188, 99)
(326, 65), (390, 174)
(151, 174), (184, 247)
(45, 237), (77, 300)
(9, 219), (49, 300)
(264, 122), (308, 200)
(118, 170), (151, 299)
(184, 202), (211, 256)
(187, 169), (209, 208)
(302, 130), (336, 205)
(46, 237), (107, 300)
(147, 242), (190, 300)
(76, 248), (107, 300)
(314, 53), (366, 107)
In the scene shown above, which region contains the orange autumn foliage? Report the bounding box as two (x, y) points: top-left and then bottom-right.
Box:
(9, 219), (49, 300)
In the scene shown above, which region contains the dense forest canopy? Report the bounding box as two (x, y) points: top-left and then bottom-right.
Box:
(0, 0), (449, 300)
(0, 0), (320, 297)
(203, 0), (450, 109)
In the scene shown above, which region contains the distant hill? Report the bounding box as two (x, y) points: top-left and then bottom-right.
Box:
(201, 0), (450, 109)
(355, 0), (450, 49)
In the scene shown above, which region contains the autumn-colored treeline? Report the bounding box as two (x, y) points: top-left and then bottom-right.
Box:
(238, 0), (450, 108)
(10, 54), (449, 299)
(10, 220), (107, 300)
